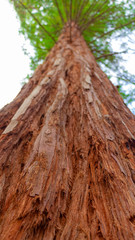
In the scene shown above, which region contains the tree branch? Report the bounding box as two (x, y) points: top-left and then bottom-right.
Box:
(53, 0), (65, 24)
(18, 0), (56, 43)
(75, 0), (88, 23)
(79, 0), (108, 27)
(96, 50), (127, 60)
(62, 0), (69, 21)
(69, 0), (72, 42)
(80, 2), (117, 32)
(89, 19), (135, 44)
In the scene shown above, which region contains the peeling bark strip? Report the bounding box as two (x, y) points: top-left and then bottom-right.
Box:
(0, 23), (135, 240)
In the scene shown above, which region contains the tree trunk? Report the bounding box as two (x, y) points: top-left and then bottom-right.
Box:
(0, 23), (135, 240)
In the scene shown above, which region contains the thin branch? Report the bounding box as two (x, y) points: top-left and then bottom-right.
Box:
(81, 1), (128, 32)
(79, 0), (108, 27)
(75, 0), (88, 23)
(96, 50), (127, 60)
(72, 0), (81, 21)
(62, 0), (69, 21)
(74, 0), (83, 22)
(18, 0), (56, 43)
(89, 19), (135, 44)
(69, 0), (72, 42)
(118, 77), (135, 85)
(54, 0), (65, 24)
(81, 3), (117, 32)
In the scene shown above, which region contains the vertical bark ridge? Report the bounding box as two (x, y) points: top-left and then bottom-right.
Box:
(0, 22), (135, 239)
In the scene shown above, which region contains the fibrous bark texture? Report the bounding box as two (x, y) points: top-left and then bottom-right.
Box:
(0, 23), (135, 240)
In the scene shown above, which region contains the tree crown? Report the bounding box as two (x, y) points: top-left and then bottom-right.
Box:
(10, 0), (135, 109)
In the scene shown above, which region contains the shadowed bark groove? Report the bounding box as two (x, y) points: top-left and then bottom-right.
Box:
(0, 23), (135, 240)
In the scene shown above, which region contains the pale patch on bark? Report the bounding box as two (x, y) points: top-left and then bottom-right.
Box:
(94, 102), (102, 118)
(40, 70), (55, 86)
(94, 72), (103, 83)
(121, 119), (135, 140)
(86, 66), (91, 74)
(2, 70), (56, 134)
(3, 120), (18, 134)
(24, 78), (68, 177)
(47, 70), (55, 76)
(13, 85), (41, 120)
(82, 82), (90, 90)
(81, 72), (102, 119)
(53, 54), (62, 66)
(40, 77), (50, 85)
(26, 161), (44, 197)
(59, 77), (68, 95)
(0, 173), (5, 199)
(87, 91), (93, 103)
(85, 75), (91, 84)
(82, 74), (93, 104)
(82, 75), (91, 90)
(111, 153), (126, 175)
(3, 85), (42, 134)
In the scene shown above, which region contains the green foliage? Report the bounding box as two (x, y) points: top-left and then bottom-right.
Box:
(10, 0), (135, 107)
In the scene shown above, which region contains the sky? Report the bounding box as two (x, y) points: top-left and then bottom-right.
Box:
(0, 0), (32, 109)
(0, 0), (135, 111)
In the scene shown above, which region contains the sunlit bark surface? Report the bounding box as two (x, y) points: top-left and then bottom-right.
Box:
(0, 23), (135, 240)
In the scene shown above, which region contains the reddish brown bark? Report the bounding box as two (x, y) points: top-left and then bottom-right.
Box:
(0, 23), (135, 240)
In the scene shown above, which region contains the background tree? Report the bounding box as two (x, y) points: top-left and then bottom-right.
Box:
(11, 0), (135, 109)
(0, 0), (135, 239)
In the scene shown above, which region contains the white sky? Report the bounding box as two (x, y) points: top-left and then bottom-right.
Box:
(0, 0), (32, 109)
(0, 0), (135, 111)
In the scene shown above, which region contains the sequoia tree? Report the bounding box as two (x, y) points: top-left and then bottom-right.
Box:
(0, 1), (135, 239)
